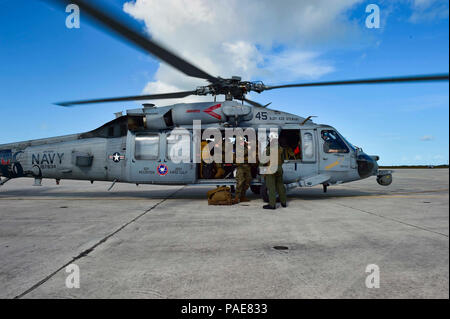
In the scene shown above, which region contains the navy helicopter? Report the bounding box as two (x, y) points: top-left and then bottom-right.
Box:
(1, 0), (448, 201)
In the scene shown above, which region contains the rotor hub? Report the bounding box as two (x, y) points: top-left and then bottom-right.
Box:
(195, 78), (266, 100)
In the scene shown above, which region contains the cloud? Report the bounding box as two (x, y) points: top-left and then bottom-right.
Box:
(420, 135), (435, 141)
(123, 0), (363, 105)
(409, 0), (449, 23)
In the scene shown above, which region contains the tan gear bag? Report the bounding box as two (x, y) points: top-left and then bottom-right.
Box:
(207, 186), (233, 205)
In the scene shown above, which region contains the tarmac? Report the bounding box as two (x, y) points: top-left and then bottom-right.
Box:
(0, 169), (448, 299)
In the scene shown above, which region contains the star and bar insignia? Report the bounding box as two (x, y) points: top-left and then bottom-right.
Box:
(109, 152), (125, 163)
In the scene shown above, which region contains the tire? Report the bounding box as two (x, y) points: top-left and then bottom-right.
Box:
(250, 185), (261, 195)
(260, 183), (269, 203)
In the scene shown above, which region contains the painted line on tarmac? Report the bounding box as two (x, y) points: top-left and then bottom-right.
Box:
(335, 202), (448, 238)
(13, 186), (185, 299)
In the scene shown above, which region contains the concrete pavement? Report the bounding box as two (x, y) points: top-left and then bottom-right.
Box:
(0, 169), (448, 298)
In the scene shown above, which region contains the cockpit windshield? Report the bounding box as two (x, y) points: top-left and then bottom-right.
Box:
(342, 136), (356, 151)
(321, 130), (350, 153)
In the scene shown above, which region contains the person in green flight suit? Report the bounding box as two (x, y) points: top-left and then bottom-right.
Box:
(261, 132), (287, 210)
(233, 136), (253, 204)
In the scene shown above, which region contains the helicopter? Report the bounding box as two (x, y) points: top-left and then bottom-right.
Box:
(1, 0), (449, 201)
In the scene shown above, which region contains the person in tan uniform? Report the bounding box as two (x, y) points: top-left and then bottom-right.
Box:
(233, 136), (253, 204)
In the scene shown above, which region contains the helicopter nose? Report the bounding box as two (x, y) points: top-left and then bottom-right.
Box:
(356, 153), (378, 179)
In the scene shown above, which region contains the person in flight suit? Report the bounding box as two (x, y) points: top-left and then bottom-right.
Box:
(233, 136), (253, 204)
(262, 132), (287, 210)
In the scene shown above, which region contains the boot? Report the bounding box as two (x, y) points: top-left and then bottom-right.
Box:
(263, 204), (276, 210)
(232, 197), (240, 204)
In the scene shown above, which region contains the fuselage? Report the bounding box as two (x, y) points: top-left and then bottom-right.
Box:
(0, 101), (383, 189)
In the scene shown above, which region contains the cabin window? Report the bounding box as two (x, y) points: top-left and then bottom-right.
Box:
(303, 133), (314, 159)
(135, 134), (159, 160)
(321, 130), (349, 153)
(166, 133), (191, 162)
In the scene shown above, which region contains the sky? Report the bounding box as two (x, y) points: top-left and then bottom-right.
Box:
(0, 0), (448, 166)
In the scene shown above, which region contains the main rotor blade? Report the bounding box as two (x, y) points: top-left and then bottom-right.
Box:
(265, 74), (449, 90)
(46, 0), (218, 83)
(56, 91), (197, 106)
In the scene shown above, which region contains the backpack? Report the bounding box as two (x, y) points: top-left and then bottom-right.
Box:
(207, 186), (232, 205)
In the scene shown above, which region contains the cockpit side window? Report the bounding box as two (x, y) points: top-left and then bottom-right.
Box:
(321, 130), (349, 153)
